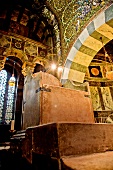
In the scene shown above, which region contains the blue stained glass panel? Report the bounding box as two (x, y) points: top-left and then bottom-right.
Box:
(0, 70), (16, 124)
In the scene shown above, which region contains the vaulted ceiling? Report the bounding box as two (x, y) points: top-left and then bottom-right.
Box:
(0, 0), (61, 64)
(0, 0), (54, 43)
(0, 0), (113, 81)
(0, 0), (63, 81)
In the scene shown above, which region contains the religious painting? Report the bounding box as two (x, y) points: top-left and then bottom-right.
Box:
(101, 87), (113, 111)
(90, 86), (102, 111)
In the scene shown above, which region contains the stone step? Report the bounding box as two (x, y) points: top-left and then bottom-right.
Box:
(10, 130), (26, 154)
(10, 123), (113, 169)
(61, 151), (113, 170)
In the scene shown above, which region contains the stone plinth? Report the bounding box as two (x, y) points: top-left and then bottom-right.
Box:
(32, 123), (113, 157)
(22, 122), (113, 168)
(40, 85), (94, 125)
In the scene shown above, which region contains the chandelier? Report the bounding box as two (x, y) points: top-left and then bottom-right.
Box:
(9, 62), (16, 86)
(100, 37), (113, 80)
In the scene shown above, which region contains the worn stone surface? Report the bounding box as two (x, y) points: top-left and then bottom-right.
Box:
(21, 123), (113, 169)
(58, 123), (113, 157)
(23, 72), (62, 129)
(9, 123), (113, 169)
(61, 151), (113, 170)
(23, 74), (40, 129)
(22, 128), (33, 164)
(40, 85), (94, 124)
(32, 123), (59, 158)
(32, 123), (113, 157)
(32, 71), (62, 87)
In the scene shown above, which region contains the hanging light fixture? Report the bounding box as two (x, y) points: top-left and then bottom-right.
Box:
(100, 37), (113, 80)
(9, 62), (16, 86)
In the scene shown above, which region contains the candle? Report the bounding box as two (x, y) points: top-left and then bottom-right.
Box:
(11, 120), (15, 131)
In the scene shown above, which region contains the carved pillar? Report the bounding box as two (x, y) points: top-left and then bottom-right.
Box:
(22, 61), (36, 76)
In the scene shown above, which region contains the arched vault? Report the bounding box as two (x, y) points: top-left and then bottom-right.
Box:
(61, 4), (113, 84)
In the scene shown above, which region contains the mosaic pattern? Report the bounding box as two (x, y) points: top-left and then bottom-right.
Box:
(42, 6), (62, 64)
(0, 33), (46, 59)
(90, 86), (113, 111)
(61, 4), (113, 84)
(101, 87), (113, 110)
(8, 4), (62, 66)
(47, 0), (110, 56)
(89, 66), (102, 77)
(24, 42), (37, 56)
(0, 32), (48, 74)
(12, 38), (25, 51)
(90, 86), (102, 111)
(0, 34), (11, 48)
(88, 63), (113, 79)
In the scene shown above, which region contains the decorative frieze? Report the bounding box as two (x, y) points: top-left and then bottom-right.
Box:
(0, 32), (48, 76)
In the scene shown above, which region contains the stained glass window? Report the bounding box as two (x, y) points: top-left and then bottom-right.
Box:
(0, 69), (16, 124)
(0, 70), (7, 123)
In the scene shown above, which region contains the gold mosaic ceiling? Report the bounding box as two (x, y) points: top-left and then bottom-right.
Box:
(0, 0), (112, 65)
(0, 0), (113, 79)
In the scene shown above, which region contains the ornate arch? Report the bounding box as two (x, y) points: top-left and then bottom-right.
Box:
(61, 4), (113, 84)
